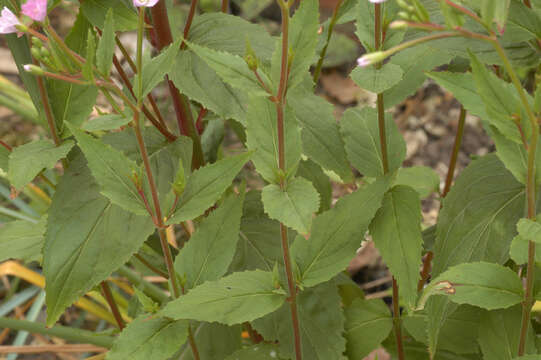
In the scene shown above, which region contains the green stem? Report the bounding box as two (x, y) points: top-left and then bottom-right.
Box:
(442, 106), (466, 198)
(116, 266), (168, 304)
(0, 317), (114, 348)
(313, 0), (343, 84)
(492, 40), (540, 356)
(375, 3), (404, 359)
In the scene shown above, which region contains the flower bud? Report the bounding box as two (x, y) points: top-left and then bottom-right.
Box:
(23, 64), (44, 75)
(356, 51), (386, 67)
(389, 20), (409, 30)
(31, 47), (41, 60)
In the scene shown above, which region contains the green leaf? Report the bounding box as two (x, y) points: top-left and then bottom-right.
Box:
(159, 270), (286, 325)
(383, 45), (452, 109)
(0, 217), (46, 263)
(428, 262), (523, 310)
(426, 71), (488, 121)
(509, 234), (541, 265)
(351, 63), (404, 94)
(229, 191), (292, 273)
(517, 217), (541, 244)
(340, 107), (406, 177)
(403, 305), (481, 355)
(508, 0), (541, 39)
(82, 113), (132, 132)
(188, 13), (274, 60)
(394, 166), (440, 199)
(174, 191), (244, 290)
(296, 159), (332, 213)
(370, 185), (423, 309)
(481, 0), (511, 30)
(252, 281), (346, 360)
(167, 151), (252, 224)
(186, 41), (271, 97)
(106, 317), (188, 360)
(48, 12), (97, 132)
(355, 0), (405, 52)
(171, 51), (247, 124)
(178, 323), (242, 360)
(96, 9), (115, 77)
(0, 145), (8, 175)
(225, 344), (283, 360)
(271, 0), (319, 91)
(293, 176), (390, 288)
(8, 140), (74, 191)
(81, 0), (138, 31)
(246, 97), (301, 184)
(70, 125), (147, 215)
(44, 152), (154, 326)
(427, 154), (526, 354)
(478, 305), (537, 360)
(134, 40), (181, 100)
(344, 298), (393, 359)
(469, 52), (523, 143)
(289, 87), (353, 183)
(262, 177), (320, 235)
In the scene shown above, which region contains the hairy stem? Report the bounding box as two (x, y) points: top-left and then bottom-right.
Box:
(492, 40), (540, 356)
(275, 1), (302, 359)
(313, 0), (343, 84)
(150, 1), (204, 169)
(375, 3), (404, 359)
(100, 281), (125, 330)
(0, 317), (114, 348)
(442, 106), (466, 198)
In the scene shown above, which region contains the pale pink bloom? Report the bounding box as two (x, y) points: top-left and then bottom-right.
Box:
(0, 7), (21, 34)
(23, 64), (32, 71)
(357, 52), (386, 67)
(21, 0), (47, 22)
(133, 0), (160, 7)
(369, 0), (387, 3)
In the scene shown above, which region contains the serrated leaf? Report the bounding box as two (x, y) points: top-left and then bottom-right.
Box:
(252, 281), (346, 360)
(246, 97), (301, 184)
(167, 151), (252, 224)
(403, 305), (481, 355)
(8, 140), (74, 191)
(224, 344), (283, 360)
(134, 40), (181, 100)
(296, 159), (332, 213)
(370, 185), (423, 309)
(82, 113), (132, 132)
(293, 176), (390, 288)
(429, 262), (523, 310)
(81, 0), (138, 31)
(340, 107), (406, 177)
(0, 217), (46, 263)
(175, 191), (244, 290)
(517, 217), (541, 244)
(262, 177), (320, 235)
(44, 152), (154, 326)
(69, 125), (147, 215)
(478, 305), (537, 360)
(289, 87), (353, 183)
(344, 298), (393, 359)
(160, 270), (286, 325)
(106, 316), (188, 360)
(351, 63), (404, 94)
(48, 13), (98, 131)
(394, 166), (440, 199)
(96, 9), (115, 76)
(469, 52), (523, 143)
(178, 322), (241, 360)
(186, 41), (271, 97)
(271, 0), (320, 91)
(427, 154), (525, 355)
(229, 191), (292, 273)
(481, 0), (511, 31)
(171, 51), (247, 124)
(383, 45), (451, 109)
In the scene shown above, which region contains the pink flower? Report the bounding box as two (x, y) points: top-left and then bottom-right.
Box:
(21, 0), (47, 22)
(0, 7), (21, 34)
(133, 0), (159, 7)
(356, 52), (386, 67)
(369, 0), (387, 3)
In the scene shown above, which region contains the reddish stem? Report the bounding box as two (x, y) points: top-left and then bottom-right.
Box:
(100, 282), (125, 330)
(221, 0), (229, 13)
(195, 107), (207, 135)
(182, 0), (199, 49)
(442, 106), (466, 198)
